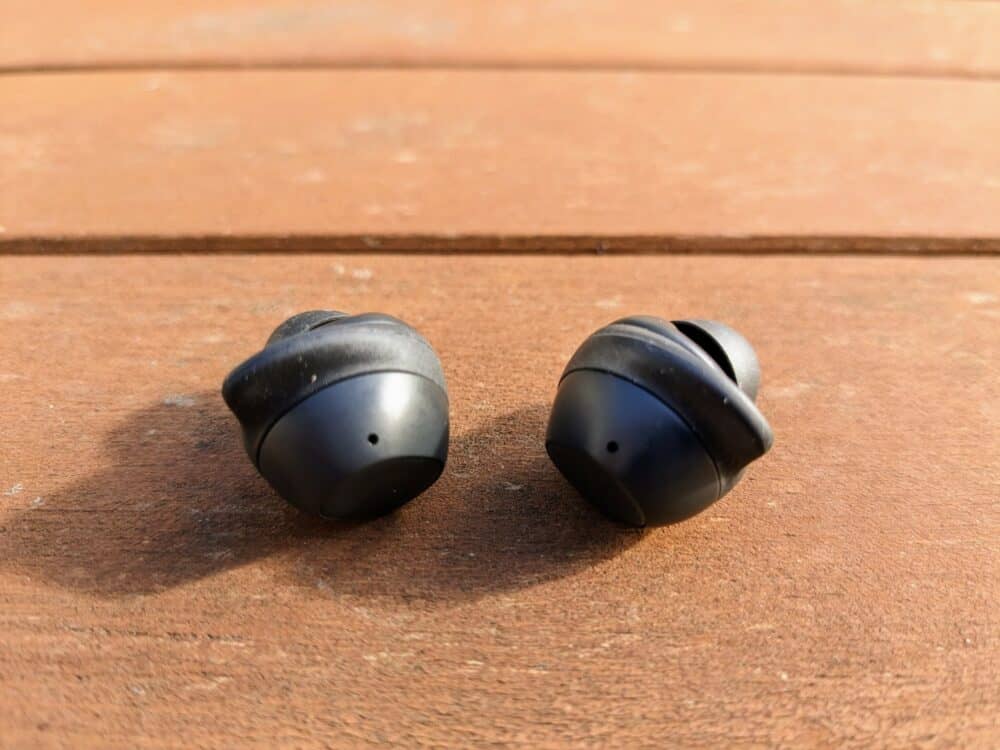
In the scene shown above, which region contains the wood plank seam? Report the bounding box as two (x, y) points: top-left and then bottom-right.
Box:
(2, 235), (1000, 256)
(4, 60), (1000, 82)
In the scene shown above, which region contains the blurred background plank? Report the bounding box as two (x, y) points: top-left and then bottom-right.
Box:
(2, 70), (999, 253)
(3, 0), (1000, 77)
(1, 254), (997, 748)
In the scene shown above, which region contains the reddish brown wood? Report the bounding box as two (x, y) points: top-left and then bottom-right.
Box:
(1, 255), (997, 747)
(2, 71), (1000, 253)
(3, 0), (1000, 76)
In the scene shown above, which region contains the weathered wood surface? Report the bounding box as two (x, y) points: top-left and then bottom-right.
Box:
(1, 255), (997, 747)
(3, 0), (1000, 77)
(2, 71), (999, 254)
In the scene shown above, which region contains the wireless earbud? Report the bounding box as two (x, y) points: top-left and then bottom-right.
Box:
(222, 310), (448, 519)
(546, 317), (773, 527)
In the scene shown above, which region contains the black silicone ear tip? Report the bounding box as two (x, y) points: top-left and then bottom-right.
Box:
(266, 310), (348, 345)
(222, 312), (449, 519)
(673, 319), (762, 401)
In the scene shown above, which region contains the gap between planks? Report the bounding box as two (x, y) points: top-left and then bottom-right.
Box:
(2, 235), (1000, 256)
(4, 60), (1000, 82)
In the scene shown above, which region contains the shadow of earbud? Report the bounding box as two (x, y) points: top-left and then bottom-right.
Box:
(0, 390), (329, 596)
(0, 394), (640, 603)
(285, 404), (641, 602)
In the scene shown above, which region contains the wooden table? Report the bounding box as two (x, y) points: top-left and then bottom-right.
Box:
(2, 3), (998, 747)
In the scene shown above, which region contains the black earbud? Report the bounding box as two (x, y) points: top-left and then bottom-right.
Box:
(222, 310), (448, 520)
(546, 317), (773, 527)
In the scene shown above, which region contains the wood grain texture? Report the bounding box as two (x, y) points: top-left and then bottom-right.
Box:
(3, 0), (1000, 77)
(1, 255), (997, 748)
(2, 70), (1000, 254)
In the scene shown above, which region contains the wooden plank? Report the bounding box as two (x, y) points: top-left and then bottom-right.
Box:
(3, 0), (1000, 77)
(0, 255), (997, 747)
(2, 70), (1000, 254)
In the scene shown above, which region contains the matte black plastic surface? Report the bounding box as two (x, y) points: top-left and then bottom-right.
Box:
(547, 316), (773, 527)
(222, 310), (449, 519)
(547, 370), (719, 526)
(259, 372), (448, 519)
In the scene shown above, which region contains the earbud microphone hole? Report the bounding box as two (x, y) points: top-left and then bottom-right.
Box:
(606, 441), (619, 453)
(367, 433), (380, 445)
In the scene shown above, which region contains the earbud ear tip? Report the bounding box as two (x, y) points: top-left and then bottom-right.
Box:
(673, 319), (762, 401)
(266, 310), (348, 345)
(257, 371), (448, 519)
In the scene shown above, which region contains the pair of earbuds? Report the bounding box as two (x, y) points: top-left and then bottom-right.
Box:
(222, 310), (773, 527)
